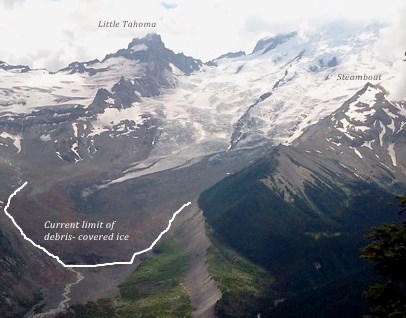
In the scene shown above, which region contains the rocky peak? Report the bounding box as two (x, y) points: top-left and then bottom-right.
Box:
(102, 33), (201, 75)
(214, 51), (246, 60)
(127, 33), (165, 50)
(251, 32), (297, 54)
(295, 82), (405, 177)
(0, 60), (30, 73)
(60, 60), (106, 76)
(332, 83), (399, 133)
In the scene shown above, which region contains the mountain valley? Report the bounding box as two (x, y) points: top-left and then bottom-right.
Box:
(0, 24), (405, 317)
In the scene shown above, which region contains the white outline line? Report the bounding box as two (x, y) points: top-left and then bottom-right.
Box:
(3, 181), (191, 268)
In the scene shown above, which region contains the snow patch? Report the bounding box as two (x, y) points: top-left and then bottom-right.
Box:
(346, 99), (376, 123)
(387, 143), (397, 167)
(40, 134), (52, 142)
(387, 119), (395, 132)
(72, 123), (78, 138)
(359, 87), (378, 103)
(0, 132), (21, 153)
(71, 142), (82, 163)
(351, 147), (363, 158)
(105, 97), (115, 104)
(361, 140), (373, 150)
(88, 103), (145, 137)
(381, 162), (395, 173)
(130, 43), (148, 52)
(383, 108), (398, 119)
(56, 151), (63, 160)
(378, 121), (386, 146)
(336, 118), (355, 139)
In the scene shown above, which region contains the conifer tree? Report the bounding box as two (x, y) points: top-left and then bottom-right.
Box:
(361, 195), (406, 318)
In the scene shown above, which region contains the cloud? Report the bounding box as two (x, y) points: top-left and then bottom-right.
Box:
(161, 1), (177, 10)
(0, 0), (166, 70)
(244, 16), (273, 33)
(392, 64), (406, 100)
(0, 0), (26, 9)
(0, 0), (405, 71)
(375, 6), (406, 100)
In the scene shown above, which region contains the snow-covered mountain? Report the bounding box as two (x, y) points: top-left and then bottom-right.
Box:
(293, 83), (406, 186)
(1, 24), (401, 185)
(0, 24), (405, 260)
(256, 82), (406, 209)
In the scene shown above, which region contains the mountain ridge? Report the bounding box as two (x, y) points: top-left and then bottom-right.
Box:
(198, 82), (405, 317)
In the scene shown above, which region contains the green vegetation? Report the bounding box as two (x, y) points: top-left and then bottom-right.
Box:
(207, 232), (274, 317)
(58, 239), (193, 318)
(118, 239), (193, 317)
(361, 195), (406, 318)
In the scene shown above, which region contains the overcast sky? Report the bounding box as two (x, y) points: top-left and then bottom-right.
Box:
(0, 0), (405, 71)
